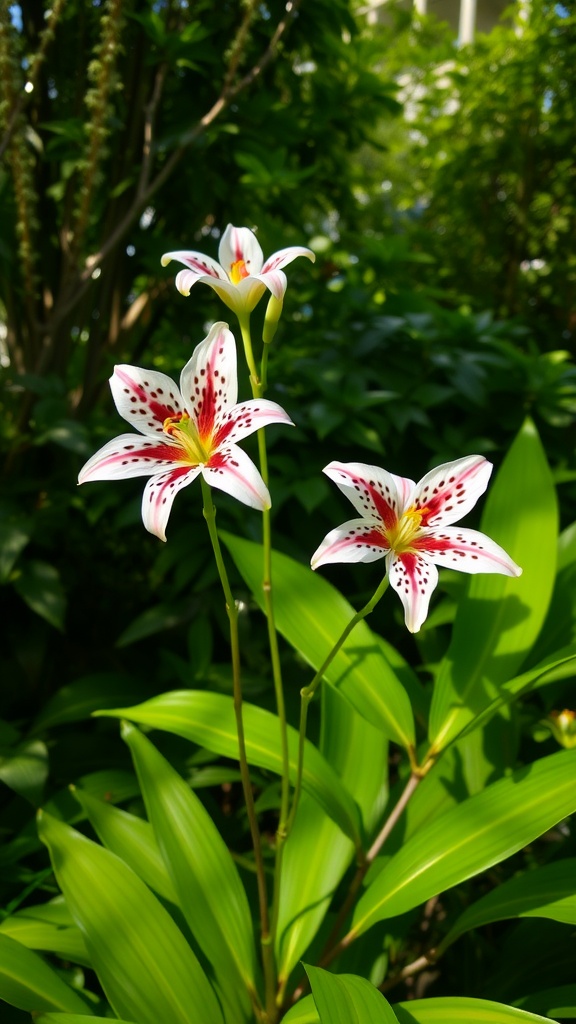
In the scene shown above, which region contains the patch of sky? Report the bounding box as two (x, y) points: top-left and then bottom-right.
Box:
(9, 4), (22, 31)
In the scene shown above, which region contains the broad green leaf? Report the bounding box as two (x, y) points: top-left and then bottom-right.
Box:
(351, 749), (576, 937)
(455, 642), (576, 746)
(0, 898), (89, 967)
(72, 788), (178, 904)
(429, 420), (558, 753)
(276, 686), (388, 990)
(31, 673), (147, 732)
(37, 811), (224, 1024)
(393, 997), (558, 1023)
(516, 986), (576, 1019)
(0, 739), (48, 803)
(96, 690), (362, 847)
(0, 933), (91, 1014)
(282, 995), (319, 1024)
(121, 723), (257, 1020)
(0, 520), (30, 583)
(221, 533), (415, 751)
(36, 1017), (136, 1024)
(529, 520), (576, 663)
(305, 965), (398, 1023)
(439, 859), (576, 952)
(13, 559), (66, 631)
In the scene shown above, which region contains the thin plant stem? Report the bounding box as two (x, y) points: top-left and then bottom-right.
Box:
(237, 315), (292, 983)
(200, 478), (275, 1015)
(286, 575), (391, 839)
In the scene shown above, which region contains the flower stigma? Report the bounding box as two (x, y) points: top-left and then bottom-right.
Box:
(230, 258), (250, 284)
(386, 505), (429, 553)
(163, 412), (209, 463)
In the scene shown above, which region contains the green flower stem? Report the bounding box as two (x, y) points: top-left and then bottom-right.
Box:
(200, 478), (275, 1014)
(286, 575), (391, 840)
(237, 314), (292, 953)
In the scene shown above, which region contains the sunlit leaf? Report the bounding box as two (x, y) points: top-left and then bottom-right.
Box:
(0, 933), (91, 1014)
(305, 965), (399, 1023)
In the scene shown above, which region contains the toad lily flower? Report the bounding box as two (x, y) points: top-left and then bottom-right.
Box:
(161, 224), (315, 316)
(311, 455), (521, 633)
(78, 323), (293, 541)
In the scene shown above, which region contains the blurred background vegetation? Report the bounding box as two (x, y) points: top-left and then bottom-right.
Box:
(1, 0), (575, 1011)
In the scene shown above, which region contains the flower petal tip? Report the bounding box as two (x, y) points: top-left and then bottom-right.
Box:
(160, 254), (172, 267)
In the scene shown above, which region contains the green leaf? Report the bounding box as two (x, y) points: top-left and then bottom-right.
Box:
(96, 690), (362, 847)
(0, 898), (89, 967)
(36, 1017), (136, 1024)
(350, 749), (576, 937)
(429, 420), (558, 753)
(276, 686), (388, 990)
(221, 533), (415, 751)
(304, 966), (399, 1023)
(31, 673), (148, 732)
(0, 933), (91, 1013)
(393, 997), (558, 1023)
(516, 985), (576, 1019)
(121, 723), (258, 1020)
(0, 520), (30, 583)
(72, 788), (178, 904)
(440, 858), (576, 951)
(0, 739), (48, 803)
(529, 520), (576, 663)
(37, 811), (224, 1024)
(282, 995), (320, 1024)
(13, 560), (67, 631)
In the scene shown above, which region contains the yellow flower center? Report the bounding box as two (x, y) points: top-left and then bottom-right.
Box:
(230, 259), (250, 284)
(163, 413), (209, 463)
(387, 505), (428, 553)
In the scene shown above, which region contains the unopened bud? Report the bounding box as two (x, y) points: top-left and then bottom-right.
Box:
(263, 295), (283, 345)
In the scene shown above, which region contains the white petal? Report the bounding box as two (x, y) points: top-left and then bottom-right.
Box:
(161, 249), (228, 281)
(415, 527), (522, 576)
(180, 323), (238, 435)
(253, 269), (288, 302)
(110, 366), (185, 437)
(213, 399), (293, 447)
(261, 245), (315, 273)
(388, 552), (439, 633)
(173, 269), (237, 301)
(414, 455), (493, 528)
(218, 225), (264, 277)
(323, 461), (404, 529)
(233, 276), (268, 313)
(78, 433), (184, 483)
(142, 465), (201, 541)
(311, 518), (388, 568)
(202, 445), (270, 510)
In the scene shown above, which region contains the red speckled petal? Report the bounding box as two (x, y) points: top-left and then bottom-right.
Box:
(213, 399), (293, 448)
(415, 527), (522, 576)
(78, 433), (185, 483)
(261, 245), (315, 274)
(414, 455), (492, 528)
(202, 445), (270, 511)
(253, 269), (288, 302)
(180, 323), (237, 438)
(142, 465), (201, 541)
(388, 552), (439, 633)
(218, 225), (264, 276)
(110, 366), (184, 437)
(323, 461), (404, 530)
(161, 249), (228, 281)
(311, 518), (389, 568)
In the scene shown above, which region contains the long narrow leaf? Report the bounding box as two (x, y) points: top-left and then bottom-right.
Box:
(429, 420), (558, 753)
(305, 965), (399, 1024)
(351, 749), (576, 937)
(0, 898), (89, 967)
(96, 691), (362, 846)
(439, 859), (576, 951)
(0, 933), (91, 1014)
(221, 533), (416, 751)
(393, 997), (558, 1023)
(122, 722), (258, 1022)
(37, 811), (223, 1024)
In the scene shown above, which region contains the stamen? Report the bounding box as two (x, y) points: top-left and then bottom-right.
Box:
(387, 505), (430, 553)
(163, 412), (189, 436)
(230, 259), (250, 285)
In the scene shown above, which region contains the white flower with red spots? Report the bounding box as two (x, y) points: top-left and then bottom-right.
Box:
(78, 323), (293, 541)
(311, 456), (521, 633)
(161, 224), (315, 316)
